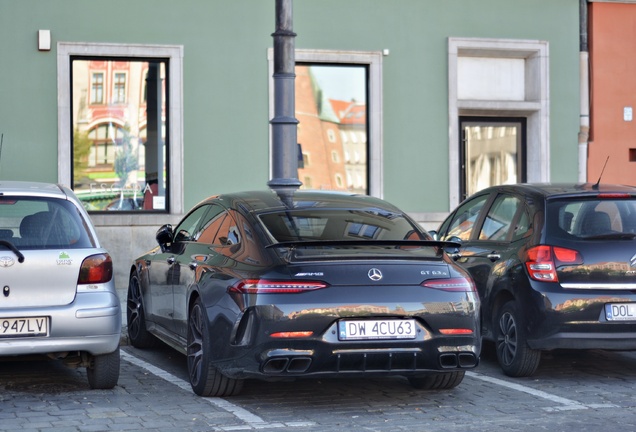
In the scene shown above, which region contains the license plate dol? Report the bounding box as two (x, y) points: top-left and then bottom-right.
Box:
(0, 317), (48, 337)
(338, 319), (417, 341)
(605, 303), (636, 321)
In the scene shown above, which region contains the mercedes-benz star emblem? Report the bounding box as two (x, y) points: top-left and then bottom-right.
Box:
(368, 268), (383, 281)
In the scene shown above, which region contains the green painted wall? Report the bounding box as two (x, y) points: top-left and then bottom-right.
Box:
(0, 0), (580, 214)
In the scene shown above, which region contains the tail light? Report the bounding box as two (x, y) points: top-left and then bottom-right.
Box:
(422, 277), (476, 292)
(525, 245), (583, 282)
(78, 253), (113, 284)
(229, 279), (329, 294)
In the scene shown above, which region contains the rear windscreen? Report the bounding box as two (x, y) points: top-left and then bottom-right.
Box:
(258, 208), (440, 259)
(259, 208), (425, 243)
(546, 197), (636, 239)
(0, 197), (95, 249)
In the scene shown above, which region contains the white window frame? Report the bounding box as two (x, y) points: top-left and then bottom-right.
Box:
(448, 37), (549, 209)
(57, 42), (184, 222)
(267, 49), (384, 197)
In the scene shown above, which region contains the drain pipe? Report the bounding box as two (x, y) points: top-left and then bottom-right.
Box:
(268, 0), (302, 205)
(579, 0), (590, 183)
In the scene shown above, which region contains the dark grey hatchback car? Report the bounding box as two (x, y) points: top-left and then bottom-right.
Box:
(435, 183), (636, 377)
(127, 190), (480, 396)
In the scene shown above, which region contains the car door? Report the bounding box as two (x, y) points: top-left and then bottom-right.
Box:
(172, 203), (230, 339)
(146, 204), (211, 337)
(441, 192), (529, 336)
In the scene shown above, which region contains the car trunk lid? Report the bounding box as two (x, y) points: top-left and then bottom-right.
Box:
(0, 249), (80, 307)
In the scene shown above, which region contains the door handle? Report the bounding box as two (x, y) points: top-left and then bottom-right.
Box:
(487, 253), (501, 261)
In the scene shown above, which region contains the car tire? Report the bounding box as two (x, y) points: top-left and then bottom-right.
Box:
(494, 301), (541, 377)
(127, 273), (158, 348)
(408, 371), (465, 390)
(187, 298), (244, 397)
(87, 347), (120, 389)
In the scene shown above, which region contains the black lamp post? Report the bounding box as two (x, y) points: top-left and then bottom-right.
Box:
(268, 0), (302, 205)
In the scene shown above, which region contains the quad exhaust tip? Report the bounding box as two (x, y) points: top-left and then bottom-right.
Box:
(263, 356), (312, 374)
(439, 352), (478, 369)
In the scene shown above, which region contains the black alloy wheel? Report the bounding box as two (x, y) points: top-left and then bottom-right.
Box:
(495, 300), (541, 377)
(187, 298), (243, 397)
(126, 273), (157, 348)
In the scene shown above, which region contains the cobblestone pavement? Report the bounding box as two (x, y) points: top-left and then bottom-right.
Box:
(1, 343), (636, 431)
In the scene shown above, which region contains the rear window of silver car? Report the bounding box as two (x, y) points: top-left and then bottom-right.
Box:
(547, 198), (636, 239)
(0, 197), (95, 249)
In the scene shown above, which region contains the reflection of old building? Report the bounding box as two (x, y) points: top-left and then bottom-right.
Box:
(72, 60), (166, 210)
(295, 66), (367, 194)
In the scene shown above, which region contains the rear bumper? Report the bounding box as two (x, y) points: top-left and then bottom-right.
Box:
(529, 332), (636, 351)
(524, 284), (636, 351)
(0, 291), (121, 357)
(215, 336), (480, 380)
(0, 334), (121, 356)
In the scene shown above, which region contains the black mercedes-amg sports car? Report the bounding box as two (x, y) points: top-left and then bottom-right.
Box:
(127, 190), (480, 396)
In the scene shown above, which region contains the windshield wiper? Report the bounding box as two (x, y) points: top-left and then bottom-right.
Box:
(0, 240), (25, 263)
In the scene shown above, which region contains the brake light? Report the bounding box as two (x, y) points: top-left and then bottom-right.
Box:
(597, 193), (630, 199)
(526, 245), (556, 281)
(525, 245), (582, 282)
(229, 279), (329, 294)
(422, 277), (476, 292)
(552, 246), (583, 264)
(78, 253), (113, 284)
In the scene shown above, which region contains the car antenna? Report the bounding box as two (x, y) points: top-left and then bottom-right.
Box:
(592, 156), (609, 190)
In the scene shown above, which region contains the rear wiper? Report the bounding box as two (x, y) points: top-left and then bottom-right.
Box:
(584, 233), (636, 240)
(0, 240), (25, 263)
(267, 239), (461, 249)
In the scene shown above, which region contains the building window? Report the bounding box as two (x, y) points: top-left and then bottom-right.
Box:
(58, 43), (184, 216)
(268, 49), (383, 197)
(460, 117), (526, 199)
(112, 72), (127, 104)
(327, 129), (336, 143)
(448, 38), (548, 208)
(91, 72), (104, 104)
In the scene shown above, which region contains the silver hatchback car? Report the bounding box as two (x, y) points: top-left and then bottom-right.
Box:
(0, 181), (121, 389)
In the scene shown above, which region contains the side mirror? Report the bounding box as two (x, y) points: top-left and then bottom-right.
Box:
(156, 224), (174, 252)
(444, 236), (462, 256)
(428, 230), (438, 240)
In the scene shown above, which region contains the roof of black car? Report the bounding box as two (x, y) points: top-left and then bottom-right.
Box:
(482, 183), (636, 199)
(209, 190), (403, 213)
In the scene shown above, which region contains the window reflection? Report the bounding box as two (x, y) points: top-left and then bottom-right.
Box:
(71, 59), (168, 212)
(295, 64), (368, 194)
(461, 119), (525, 199)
